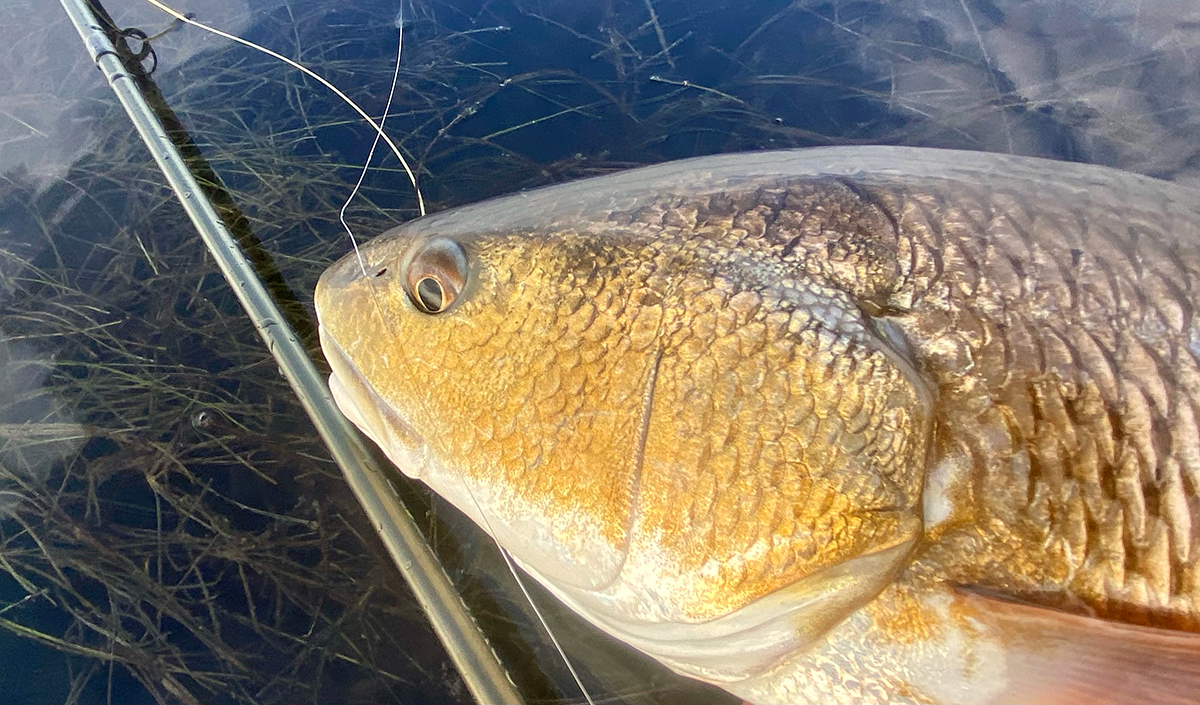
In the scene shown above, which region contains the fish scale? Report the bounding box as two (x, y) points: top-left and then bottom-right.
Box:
(864, 168), (1199, 632)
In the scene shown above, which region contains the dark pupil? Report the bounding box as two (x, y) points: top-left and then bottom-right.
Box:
(415, 277), (445, 312)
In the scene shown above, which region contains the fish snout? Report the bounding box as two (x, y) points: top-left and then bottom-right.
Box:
(317, 247), (386, 295)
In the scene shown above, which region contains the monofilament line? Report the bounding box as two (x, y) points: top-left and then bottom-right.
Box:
(465, 495), (597, 705)
(141, 0), (427, 222)
(499, 545), (596, 705)
(338, 6), (407, 278)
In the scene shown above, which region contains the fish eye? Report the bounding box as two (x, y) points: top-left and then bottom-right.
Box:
(403, 237), (468, 314)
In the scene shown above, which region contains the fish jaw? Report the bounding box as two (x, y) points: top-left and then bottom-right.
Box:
(320, 323), (428, 480)
(319, 323), (628, 592)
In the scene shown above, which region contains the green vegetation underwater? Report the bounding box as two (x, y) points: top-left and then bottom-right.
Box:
(0, 0), (1196, 703)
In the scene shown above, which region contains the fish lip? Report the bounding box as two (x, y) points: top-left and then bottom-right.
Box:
(318, 324), (427, 479)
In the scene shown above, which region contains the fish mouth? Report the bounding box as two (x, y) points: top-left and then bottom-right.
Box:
(318, 325), (427, 480)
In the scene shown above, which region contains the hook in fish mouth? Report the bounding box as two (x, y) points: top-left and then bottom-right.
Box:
(319, 324), (427, 480)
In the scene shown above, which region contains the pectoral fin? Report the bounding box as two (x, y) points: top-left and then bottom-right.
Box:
(956, 590), (1199, 705)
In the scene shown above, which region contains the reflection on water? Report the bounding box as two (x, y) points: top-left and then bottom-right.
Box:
(800, 0), (1199, 185)
(0, 0), (1195, 703)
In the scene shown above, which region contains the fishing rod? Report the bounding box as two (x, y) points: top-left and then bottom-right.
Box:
(55, 1), (523, 703)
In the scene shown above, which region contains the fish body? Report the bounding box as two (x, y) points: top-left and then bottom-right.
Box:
(314, 147), (1199, 704)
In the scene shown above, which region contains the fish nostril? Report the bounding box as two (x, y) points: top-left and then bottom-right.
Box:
(375, 267), (388, 277)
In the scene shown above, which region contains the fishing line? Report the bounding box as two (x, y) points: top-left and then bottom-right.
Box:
(499, 544), (596, 705)
(457, 486), (597, 705)
(141, 0), (406, 338)
(141, 0), (427, 220)
(338, 4), (407, 278)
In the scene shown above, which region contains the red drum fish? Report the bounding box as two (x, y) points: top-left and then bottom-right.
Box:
(315, 147), (1199, 704)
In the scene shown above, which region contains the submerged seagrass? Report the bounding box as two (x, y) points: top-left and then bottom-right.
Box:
(314, 147), (1200, 704)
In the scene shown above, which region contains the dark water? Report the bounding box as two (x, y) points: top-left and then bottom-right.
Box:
(0, 0), (1196, 703)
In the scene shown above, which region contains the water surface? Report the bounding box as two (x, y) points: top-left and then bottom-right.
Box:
(0, 1), (1195, 703)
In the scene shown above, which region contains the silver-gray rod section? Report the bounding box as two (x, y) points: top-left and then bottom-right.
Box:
(57, 3), (522, 703)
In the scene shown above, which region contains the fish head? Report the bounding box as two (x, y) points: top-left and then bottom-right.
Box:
(317, 221), (661, 591)
(314, 155), (935, 684)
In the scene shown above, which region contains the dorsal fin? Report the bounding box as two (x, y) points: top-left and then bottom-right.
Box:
(956, 590), (1199, 705)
